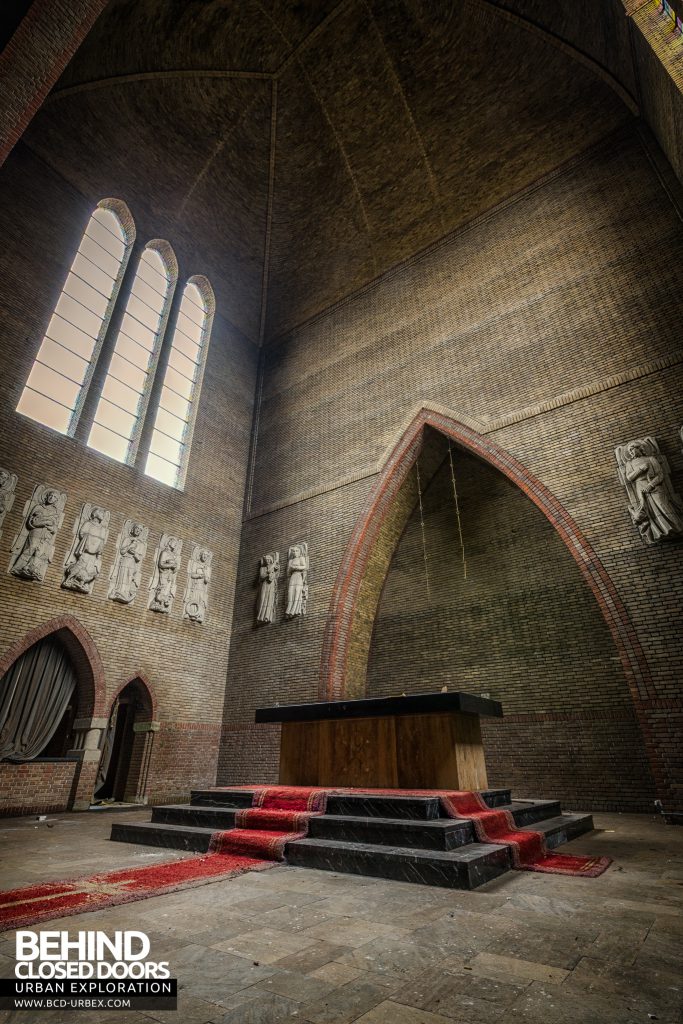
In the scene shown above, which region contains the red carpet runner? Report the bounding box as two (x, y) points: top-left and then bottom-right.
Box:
(209, 785), (327, 859)
(227, 785), (610, 877)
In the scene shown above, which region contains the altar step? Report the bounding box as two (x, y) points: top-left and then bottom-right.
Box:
(110, 788), (595, 889)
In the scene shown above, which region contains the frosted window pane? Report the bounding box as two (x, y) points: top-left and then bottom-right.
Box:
(101, 376), (142, 415)
(108, 353), (147, 392)
(154, 406), (186, 441)
(159, 387), (190, 421)
(126, 293), (162, 333)
(145, 452), (179, 487)
(63, 272), (110, 317)
(150, 431), (183, 466)
(17, 389), (72, 433)
(94, 397), (137, 437)
(37, 339), (89, 384)
(78, 235), (122, 279)
(117, 323), (155, 361)
(132, 275), (166, 315)
(25, 362), (81, 409)
(88, 423), (129, 463)
(163, 366), (193, 400)
(71, 252), (117, 298)
(46, 314), (96, 360)
(175, 310), (203, 342)
(168, 347), (198, 381)
(54, 293), (103, 337)
(170, 331), (201, 363)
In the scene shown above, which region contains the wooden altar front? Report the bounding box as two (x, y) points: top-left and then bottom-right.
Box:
(255, 691), (503, 791)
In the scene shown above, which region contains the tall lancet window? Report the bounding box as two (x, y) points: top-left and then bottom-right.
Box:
(145, 276), (214, 489)
(16, 200), (134, 435)
(88, 241), (177, 464)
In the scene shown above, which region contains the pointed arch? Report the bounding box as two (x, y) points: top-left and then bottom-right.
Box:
(109, 669), (158, 722)
(0, 614), (105, 719)
(319, 407), (659, 787)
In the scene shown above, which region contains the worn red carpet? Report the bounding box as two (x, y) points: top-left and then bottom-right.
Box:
(209, 785), (327, 859)
(226, 785), (611, 878)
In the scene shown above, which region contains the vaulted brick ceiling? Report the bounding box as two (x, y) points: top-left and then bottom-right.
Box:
(23, 0), (636, 344)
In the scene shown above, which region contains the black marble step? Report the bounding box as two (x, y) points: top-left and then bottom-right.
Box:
(305, 800), (563, 849)
(191, 788), (254, 808)
(523, 813), (595, 849)
(151, 804), (238, 829)
(111, 820), (215, 852)
(284, 837), (512, 889)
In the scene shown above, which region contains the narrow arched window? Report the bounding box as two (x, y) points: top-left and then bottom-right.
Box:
(145, 276), (214, 489)
(16, 200), (134, 435)
(88, 241), (177, 465)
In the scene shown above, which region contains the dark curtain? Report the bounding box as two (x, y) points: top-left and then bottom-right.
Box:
(0, 638), (76, 761)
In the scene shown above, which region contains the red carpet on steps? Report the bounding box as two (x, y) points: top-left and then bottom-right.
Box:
(223, 785), (611, 878)
(0, 784), (610, 930)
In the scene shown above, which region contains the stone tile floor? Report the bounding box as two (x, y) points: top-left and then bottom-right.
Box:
(0, 809), (681, 1023)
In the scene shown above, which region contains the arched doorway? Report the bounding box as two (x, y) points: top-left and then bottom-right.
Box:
(94, 677), (155, 804)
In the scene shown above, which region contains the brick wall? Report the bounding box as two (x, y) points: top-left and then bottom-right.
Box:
(219, 124), (683, 813)
(0, 142), (258, 811)
(0, 760), (78, 816)
(366, 445), (656, 811)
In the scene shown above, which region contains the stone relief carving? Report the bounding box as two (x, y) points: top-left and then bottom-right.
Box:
(0, 468), (18, 538)
(148, 534), (182, 613)
(62, 504), (111, 594)
(615, 437), (683, 545)
(256, 551), (279, 625)
(9, 485), (67, 582)
(108, 520), (148, 604)
(183, 544), (212, 623)
(285, 542), (308, 619)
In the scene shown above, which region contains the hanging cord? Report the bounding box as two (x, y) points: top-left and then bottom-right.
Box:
(448, 443), (468, 581)
(415, 455), (432, 604)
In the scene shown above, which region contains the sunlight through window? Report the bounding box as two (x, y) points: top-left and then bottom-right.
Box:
(16, 203), (132, 435)
(88, 244), (175, 464)
(145, 278), (214, 489)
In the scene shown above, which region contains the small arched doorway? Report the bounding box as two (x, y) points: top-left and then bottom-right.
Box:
(94, 677), (155, 804)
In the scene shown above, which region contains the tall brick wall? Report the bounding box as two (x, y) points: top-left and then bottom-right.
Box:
(219, 124), (683, 813)
(0, 143), (259, 811)
(366, 445), (656, 811)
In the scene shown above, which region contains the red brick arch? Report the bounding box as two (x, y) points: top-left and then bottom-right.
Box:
(108, 670), (158, 722)
(319, 407), (662, 787)
(0, 614), (106, 718)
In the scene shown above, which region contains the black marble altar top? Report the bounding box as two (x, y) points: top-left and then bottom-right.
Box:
(255, 691), (503, 723)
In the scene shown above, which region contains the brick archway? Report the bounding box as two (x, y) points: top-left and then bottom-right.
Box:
(0, 614), (106, 718)
(98, 672), (158, 803)
(319, 406), (665, 798)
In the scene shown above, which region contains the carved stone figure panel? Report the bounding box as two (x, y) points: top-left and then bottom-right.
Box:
(183, 544), (212, 623)
(109, 520), (148, 604)
(256, 551), (279, 625)
(615, 437), (683, 545)
(9, 485), (67, 582)
(286, 542), (308, 619)
(148, 534), (183, 613)
(0, 468), (18, 538)
(62, 504), (111, 594)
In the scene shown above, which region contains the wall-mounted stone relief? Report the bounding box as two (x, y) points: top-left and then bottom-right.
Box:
(0, 468), (18, 538)
(615, 437), (683, 545)
(183, 545), (212, 623)
(109, 520), (148, 604)
(285, 543), (308, 619)
(148, 534), (182, 613)
(9, 485), (67, 582)
(256, 551), (279, 625)
(62, 504), (111, 594)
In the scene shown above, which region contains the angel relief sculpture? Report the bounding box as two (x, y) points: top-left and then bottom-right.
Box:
(9, 485), (67, 582)
(615, 437), (683, 545)
(285, 542), (308, 619)
(183, 545), (212, 623)
(256, 551), (279, 625)
(62, 504), (110, 594)
(109, 520), (148, 604)
(0, 468), (18, 538)
(148, 534), (182, 613)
